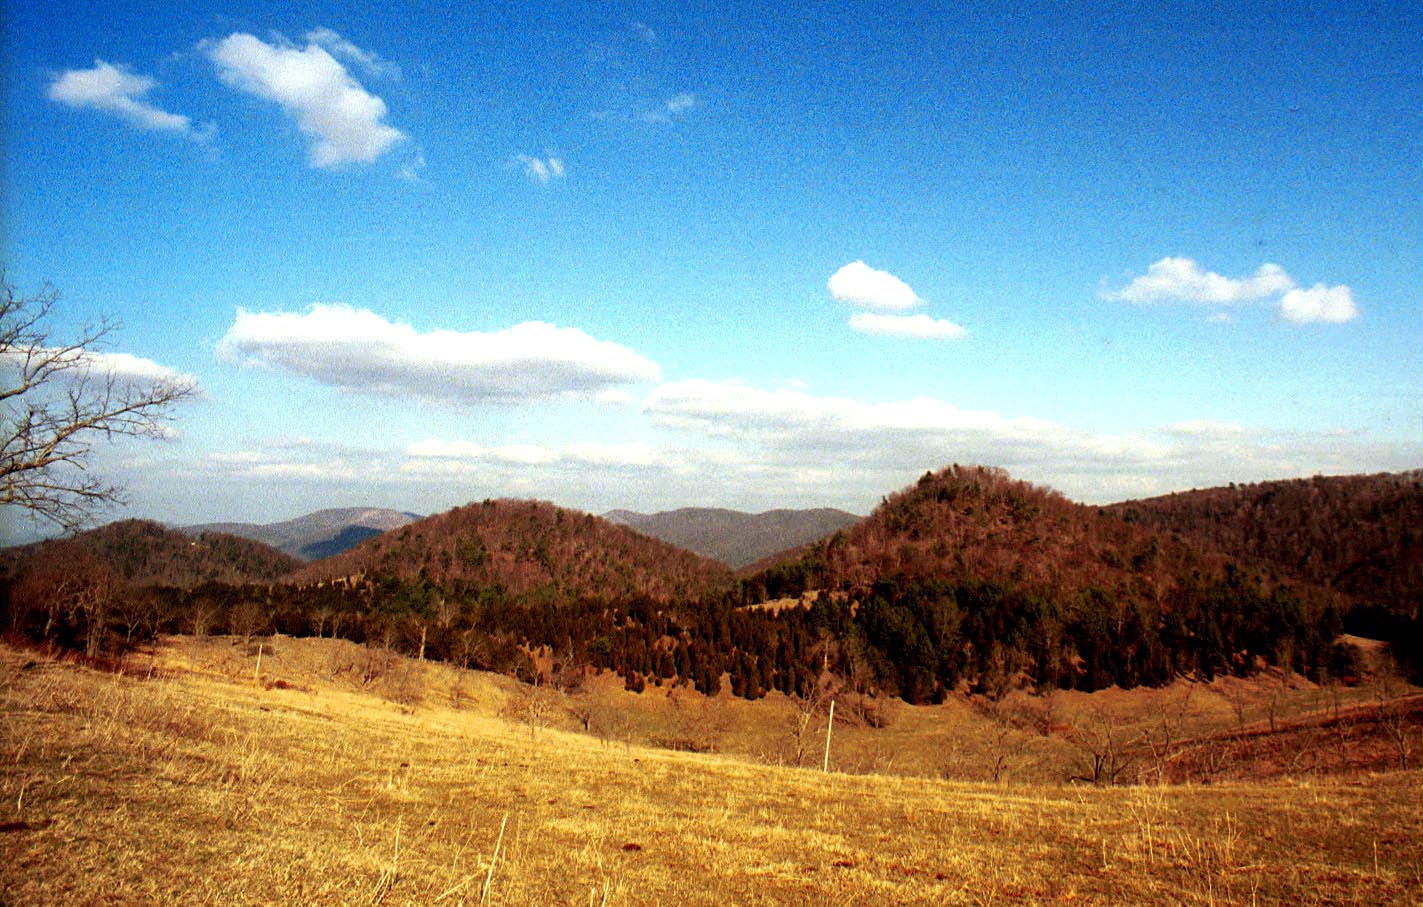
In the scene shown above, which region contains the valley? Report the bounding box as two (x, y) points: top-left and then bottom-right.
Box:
(3, 464), (1421, 904)
(2, 635), (1419, 906)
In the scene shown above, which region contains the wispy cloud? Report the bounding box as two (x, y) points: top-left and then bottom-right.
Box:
(397, 152), (427, 183)
(641, 378), (1415, 505)
(47, 60), (201, 137)
(207, 31), (405, 167)
(216, 303), (660, 403)
(1107, 257), (1358, 324)
(515, 154), (566, 183)
(405, 439), (658, 468)
(304, 27), (401, 80)
(641, 93), (697, 123)
(849, 312), (967, 340)
(1, 345), (196, 387)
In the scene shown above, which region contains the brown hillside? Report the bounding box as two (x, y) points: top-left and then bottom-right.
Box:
(292, 498), (735, 603)
(1107, 470), (1423, 616)
(777, 465), (1244, 602)
(1, 519), (301, 588)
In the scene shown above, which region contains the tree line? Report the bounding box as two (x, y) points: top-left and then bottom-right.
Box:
(7, 547), (1416, 699)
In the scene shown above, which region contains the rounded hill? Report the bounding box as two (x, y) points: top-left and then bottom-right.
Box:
(294, 498), (735, 604)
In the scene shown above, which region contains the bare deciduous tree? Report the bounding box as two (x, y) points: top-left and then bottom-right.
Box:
(1, 277), (196, 531)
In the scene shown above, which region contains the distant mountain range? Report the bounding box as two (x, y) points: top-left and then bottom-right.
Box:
(602, 507), (860, 569)
(182, 508), (421, 561)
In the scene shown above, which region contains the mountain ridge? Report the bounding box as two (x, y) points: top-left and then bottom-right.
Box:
(602, 506), (860, 569)
(182, 507), (421, 561)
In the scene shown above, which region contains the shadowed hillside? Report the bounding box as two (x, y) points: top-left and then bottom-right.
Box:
(604, 507), (859, 568)
(1107, 471), (1423, 619)
(293, 498), (735, 604)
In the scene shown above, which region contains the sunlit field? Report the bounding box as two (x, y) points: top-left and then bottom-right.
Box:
(3, 636), (1420, 906)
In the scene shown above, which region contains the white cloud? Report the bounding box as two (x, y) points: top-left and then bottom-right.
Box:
(849, 312), (967, 340)
(641, 378), (1419, 506)
(2, 346), (196, 387)
(1279, 284), (1359, 324)
(641, 93), (697, 123)
(216, 303), (660, 403)
(516, 155), (566, 183)
(207, 32), (405, 167)
(632, 22), (658, 44)
(828, 261), (922, 311)
(1108, 257), (1295, 305)
(397, 152), (427, 183)
(643, 379), (1100, 456)
(1166, 420), (1254, 439)
(1110, 257), (1360, 325)
(304, 27), (401, 79)
(406, 439), (657, 468)
(47, 60), (197, 136)
(78, 350), (197, 386)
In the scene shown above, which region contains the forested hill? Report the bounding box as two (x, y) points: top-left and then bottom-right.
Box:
(749, 465), (1246, 603)
(735, 465), (1351, 697)
(292, 499), (735, 604)
(1106, 471), (1423, 620)
(2, 520), (300, 588)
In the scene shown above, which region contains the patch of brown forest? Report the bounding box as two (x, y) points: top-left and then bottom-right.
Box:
(0, 519), (301, 589)
(290, 498), (735, 603)
(1107, 470), (1423, 614)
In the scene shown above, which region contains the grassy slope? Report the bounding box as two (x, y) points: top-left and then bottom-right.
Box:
(3, 638), (1420, 906)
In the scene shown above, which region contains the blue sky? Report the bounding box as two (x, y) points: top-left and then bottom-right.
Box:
(4, 1), (1421, 539)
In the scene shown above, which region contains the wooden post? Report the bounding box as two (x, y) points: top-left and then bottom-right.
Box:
(254, 642), (264, 685)
(823, 699), (835, 772)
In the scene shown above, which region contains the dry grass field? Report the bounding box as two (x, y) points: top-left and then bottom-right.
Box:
(3, 635), (1421, 906)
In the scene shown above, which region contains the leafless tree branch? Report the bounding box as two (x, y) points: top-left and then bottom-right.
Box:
(1, 275), (197, 532)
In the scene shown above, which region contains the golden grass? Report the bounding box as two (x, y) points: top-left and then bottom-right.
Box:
(3, 636), (1420, 906)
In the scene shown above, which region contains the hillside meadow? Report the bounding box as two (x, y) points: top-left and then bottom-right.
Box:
(3, 635), (1421, 906)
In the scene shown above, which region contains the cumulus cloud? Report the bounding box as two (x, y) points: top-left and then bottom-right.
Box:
(516, 154), (566, 183)
(1279, 284), (1359, 324)
(1109, 257), (1359, 324)
(1108, 257), (1295, 305)
(47, 60), (198, 135)
(207, 31), (405, 167)
(828, 261), (922, 311)
(849, 312), (967, 340)
(216, 303), (660, 403)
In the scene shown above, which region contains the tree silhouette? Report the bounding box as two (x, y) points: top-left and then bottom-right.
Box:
(1, 277), (196, 531)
